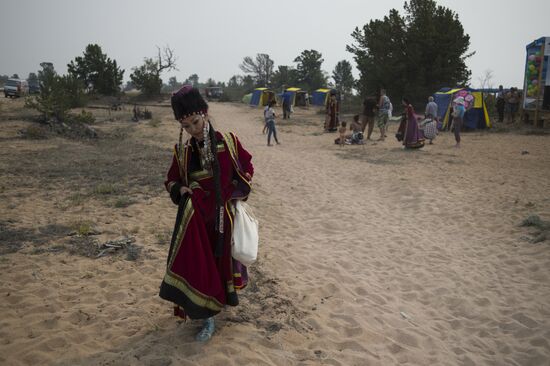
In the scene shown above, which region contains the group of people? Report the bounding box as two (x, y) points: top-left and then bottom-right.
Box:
(496, 85), (521, 123)
(333, 89), (392, 145)
(332, 89), (467, 149)
(258, 86), (473, 151)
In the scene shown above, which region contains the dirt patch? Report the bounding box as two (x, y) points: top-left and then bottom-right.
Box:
(0, 221), (72, 255)
(221, 264), (312, 335)
(31, 235), (143, 261)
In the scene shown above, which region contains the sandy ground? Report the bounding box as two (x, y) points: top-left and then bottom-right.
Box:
(1, 97), (550, 366)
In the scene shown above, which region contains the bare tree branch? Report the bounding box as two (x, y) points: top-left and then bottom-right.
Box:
(477, 69), (494, 89)
(156, 45), (178, 75)
(239, 53), (274, 86)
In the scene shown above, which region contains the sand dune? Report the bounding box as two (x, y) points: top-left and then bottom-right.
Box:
(1, 98), (549, 365)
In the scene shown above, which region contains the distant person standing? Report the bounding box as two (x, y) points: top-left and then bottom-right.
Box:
(325, 91), (339, 132)
(265, 100), (280, 146)
(282, 92), (291, 119)
(425, 96), (438, 120)
(376, 89), (391, 141)
(361, 96), (377, 140)
(452, 96), (466, 148)
(505, 87), (520, 123)
(496, 85), (505, 123)
(423, 96), (438, 144)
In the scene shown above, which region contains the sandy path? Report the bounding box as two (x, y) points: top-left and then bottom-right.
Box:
(1, 100), (549, 365)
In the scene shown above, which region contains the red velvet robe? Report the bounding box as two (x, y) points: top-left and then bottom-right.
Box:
(159, 131), (253, 319)
(325, 96), (339, 131)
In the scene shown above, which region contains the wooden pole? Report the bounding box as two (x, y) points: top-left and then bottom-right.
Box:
(534, 41), (545, 127)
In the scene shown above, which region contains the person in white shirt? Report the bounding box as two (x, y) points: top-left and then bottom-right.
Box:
(264, 100), (280, 146)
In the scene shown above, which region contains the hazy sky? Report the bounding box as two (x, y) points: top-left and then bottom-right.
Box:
(1, 0), (549, 90)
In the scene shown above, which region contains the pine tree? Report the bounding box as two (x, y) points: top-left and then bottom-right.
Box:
(332, 60), (355, 97)
(293, 50), (327, 91)
(67, 44), (124, 96)
(347, 0), (472, 105)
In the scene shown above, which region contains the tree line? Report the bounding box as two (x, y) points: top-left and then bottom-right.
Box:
(18, 0), (471, 119)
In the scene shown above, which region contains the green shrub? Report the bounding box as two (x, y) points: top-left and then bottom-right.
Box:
(20, 125), (49, 139)
(72, 220), (94, 236)
(71, 110), (95, 124)
(94, 183), (119, 195)
(113, 196), (134, 208)
(25, 64), (87, 122)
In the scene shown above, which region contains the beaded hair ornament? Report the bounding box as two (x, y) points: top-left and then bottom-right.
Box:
(170, 85), (225, 254)
(171, 85), (211, 160)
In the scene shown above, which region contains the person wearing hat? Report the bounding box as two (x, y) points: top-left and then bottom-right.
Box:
(160, 85), (254, 341)
(452, 96), (466, 148)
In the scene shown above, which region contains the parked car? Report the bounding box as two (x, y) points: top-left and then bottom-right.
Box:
(4, 78), (29, 98)
(205, 86), (223, 101)
(29, 82), (40, 94)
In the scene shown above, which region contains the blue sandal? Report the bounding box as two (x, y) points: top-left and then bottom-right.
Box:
(195, 317), (215, 342)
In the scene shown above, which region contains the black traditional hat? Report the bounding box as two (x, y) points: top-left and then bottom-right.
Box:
(171, 85), (209, 120)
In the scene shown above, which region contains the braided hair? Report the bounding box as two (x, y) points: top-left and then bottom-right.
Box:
(208, 121), (224, 257)
(170, 85), (224, 257)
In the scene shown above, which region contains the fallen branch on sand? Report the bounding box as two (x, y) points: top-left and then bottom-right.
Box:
(96, 237), (140, 260)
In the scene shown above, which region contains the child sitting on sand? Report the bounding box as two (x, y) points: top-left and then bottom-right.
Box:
(350, 114), (364, 144)
(338, 121), (347, 147)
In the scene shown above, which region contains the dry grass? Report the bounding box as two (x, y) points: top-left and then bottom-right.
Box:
(0, 98), (172, 256)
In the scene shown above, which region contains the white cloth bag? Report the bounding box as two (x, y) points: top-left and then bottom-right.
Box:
(232, 200), (259, 266)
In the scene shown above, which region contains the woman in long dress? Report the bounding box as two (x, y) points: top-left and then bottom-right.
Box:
(160, 85), (254, 341)
(400, 97), (425, 149)
(325, 92), (339, 132)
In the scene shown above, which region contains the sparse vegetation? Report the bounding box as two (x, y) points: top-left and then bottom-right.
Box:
(132, 105), (153, 121)
(94, 183), (120, 195)
(71, 110), (95, 125)
(25, 62), (87, 122)
(153, 229), (171, 245)
(148, 118), (161, 127)
(71, 220), (95, 236)
(19, 125), (49, 139)
(67, 192), (87, 206)
(112, 196), (134, 208)
(125, 242), (141, 261)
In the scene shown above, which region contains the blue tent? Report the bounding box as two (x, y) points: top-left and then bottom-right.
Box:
(277, 90), (293, 105)
(250, 88), (274, 107)
(311, 88), (332, 106)
(277, 87), (308, 106)
(434, 88), (491, 129)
